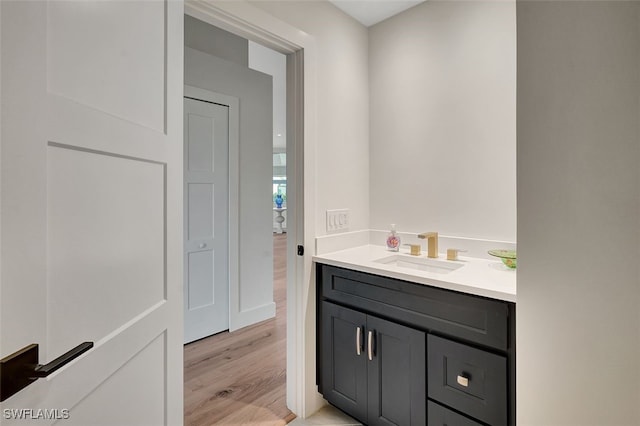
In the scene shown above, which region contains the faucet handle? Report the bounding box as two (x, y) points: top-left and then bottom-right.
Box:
(404, 244), (421, 256)
(447, 248), (467, 261)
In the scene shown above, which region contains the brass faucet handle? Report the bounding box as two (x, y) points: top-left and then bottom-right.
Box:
(404, 244), (421, 256)
(447, 248), (467, 261)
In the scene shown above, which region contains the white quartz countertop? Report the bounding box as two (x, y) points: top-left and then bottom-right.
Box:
(313, 245), (516, 303)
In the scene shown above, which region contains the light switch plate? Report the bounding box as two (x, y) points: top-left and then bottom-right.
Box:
(326, 209), (350, 232)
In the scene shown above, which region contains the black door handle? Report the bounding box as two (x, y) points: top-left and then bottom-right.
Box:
(0, 341), (93, 402)
(32, 342), (93, 378)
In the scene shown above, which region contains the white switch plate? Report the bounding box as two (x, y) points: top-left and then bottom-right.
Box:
(326, 209), (350, 232)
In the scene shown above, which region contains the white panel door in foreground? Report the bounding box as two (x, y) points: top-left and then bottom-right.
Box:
(0, 1), (183, 424)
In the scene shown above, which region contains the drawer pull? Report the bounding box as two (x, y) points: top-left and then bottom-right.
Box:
(356, 326), (362, 356)
(457, 374), (469, 387)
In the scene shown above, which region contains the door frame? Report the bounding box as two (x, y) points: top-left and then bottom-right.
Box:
(184, 0), (321, 417)
(183, 86), (242, 333)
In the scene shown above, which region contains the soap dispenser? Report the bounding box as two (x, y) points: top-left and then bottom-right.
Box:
(386, 224), (401, 252)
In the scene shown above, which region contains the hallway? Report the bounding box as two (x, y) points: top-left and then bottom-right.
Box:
(184, 234), (294, 425)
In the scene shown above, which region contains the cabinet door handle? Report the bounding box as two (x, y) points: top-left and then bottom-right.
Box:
(367, 330), (375, 361)
(356, 327), (362, 356)
(457, 374), (469, 387)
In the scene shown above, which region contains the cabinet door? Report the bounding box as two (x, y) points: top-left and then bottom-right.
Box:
(367, 315), (426, 426)
(321, 302), (368, 422)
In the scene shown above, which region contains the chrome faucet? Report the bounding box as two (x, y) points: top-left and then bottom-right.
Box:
(417, 232), (438, 258)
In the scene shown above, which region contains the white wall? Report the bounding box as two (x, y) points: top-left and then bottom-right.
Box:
(517, 2), (640, 424)
(369, 1), (516, 242)
(185, 47), (276, 328)
(249, 0), (370, 237)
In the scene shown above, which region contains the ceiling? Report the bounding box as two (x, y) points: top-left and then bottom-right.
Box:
(328, 0), (426, 27)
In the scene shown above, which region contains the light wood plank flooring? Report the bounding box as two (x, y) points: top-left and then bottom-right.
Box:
(185, 233), (295, 426)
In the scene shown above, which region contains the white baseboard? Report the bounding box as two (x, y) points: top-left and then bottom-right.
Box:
(229, 301), (276, 332)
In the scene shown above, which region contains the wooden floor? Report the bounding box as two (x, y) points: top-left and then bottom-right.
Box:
(184, 233), (295, 426)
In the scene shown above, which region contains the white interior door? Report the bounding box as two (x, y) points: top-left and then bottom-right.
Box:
(0, 1), (183, 424)
(184, 97), (229, 344)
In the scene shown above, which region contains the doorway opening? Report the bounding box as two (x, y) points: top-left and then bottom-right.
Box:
(182, 13), (299, 425)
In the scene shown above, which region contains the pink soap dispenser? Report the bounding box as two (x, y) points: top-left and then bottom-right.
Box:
(386, 224), (401, 252)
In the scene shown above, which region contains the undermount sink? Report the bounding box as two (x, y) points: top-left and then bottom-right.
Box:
(374, 254), (464, 274)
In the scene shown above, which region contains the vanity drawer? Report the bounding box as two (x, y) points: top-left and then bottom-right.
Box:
(428, 401), (484, 426)
(319, 264), (510, 350)
(428, 334), (507, 425)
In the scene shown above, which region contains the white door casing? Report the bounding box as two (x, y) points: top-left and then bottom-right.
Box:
(0, 1), (183, 424)
(183, 97), (230, 344)
(184, 0), (320, 417)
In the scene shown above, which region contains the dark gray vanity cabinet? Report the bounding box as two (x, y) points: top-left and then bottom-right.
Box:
(316, 263), (516, 426)
(321, 301), (426, 426)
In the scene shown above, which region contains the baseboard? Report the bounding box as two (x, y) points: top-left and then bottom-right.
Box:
(229, 301), (276, 332)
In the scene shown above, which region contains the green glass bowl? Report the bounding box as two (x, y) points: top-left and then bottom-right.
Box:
(488, 249), (517, 269)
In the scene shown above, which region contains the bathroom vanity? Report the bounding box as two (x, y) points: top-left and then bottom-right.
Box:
(314, 246), (516, 426)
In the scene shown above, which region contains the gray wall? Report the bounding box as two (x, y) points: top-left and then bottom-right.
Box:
(185, 47), (275, 328)
(248, 41), (287, 153)
(185, 15), (248, 67)
(517, 2), (640, 424)
(369, 1), (516, 241)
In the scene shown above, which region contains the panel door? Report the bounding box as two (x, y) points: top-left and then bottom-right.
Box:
(321, 302), (368, 423)
(0, 1), (183, 424)
(367, 316), (426, 426)
(183, 97), (229, 343)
